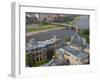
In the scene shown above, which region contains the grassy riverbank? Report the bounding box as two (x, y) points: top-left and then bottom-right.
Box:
(26, 24), (64, 32)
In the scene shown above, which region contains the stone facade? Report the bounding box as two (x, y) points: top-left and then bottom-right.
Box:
(32, 48), (47, 63)
(26, 36), (63, 64)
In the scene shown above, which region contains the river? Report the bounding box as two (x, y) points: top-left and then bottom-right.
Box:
(26, 15), (89, 42)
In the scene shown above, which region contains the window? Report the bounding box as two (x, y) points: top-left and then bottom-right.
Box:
(36, 53), (38, 56)
(76, 59), (78, 61)
(36, 57), (39, 62)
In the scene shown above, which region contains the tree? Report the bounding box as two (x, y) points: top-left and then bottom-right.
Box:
(26, 54), (35, 67)
(46, 49), (55, 60)
(79, 29), (89, 43)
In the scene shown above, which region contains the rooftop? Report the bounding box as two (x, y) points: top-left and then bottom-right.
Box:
(58, 45), (88, 60)
(26, 35), (59, 51)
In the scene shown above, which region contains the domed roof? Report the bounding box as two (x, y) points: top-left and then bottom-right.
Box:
(70, 34), (82, 47)
(69, 26), (87, 48)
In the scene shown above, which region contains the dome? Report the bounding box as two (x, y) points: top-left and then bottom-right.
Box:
(70, 26), (82, 47)
(70, 33), (82, 47)
(68, 26), (87, 48)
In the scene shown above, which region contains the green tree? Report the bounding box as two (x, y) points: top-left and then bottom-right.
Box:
(26, 54), (35, 67)
(46, 49), (55, 60)
(79, 29), (89, 43)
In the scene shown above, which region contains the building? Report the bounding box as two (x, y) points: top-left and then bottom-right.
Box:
(26, 27), (89, 66)
(26, 35), (63, 64)
(55, 27), (89, 65)
(56, 46), (89, 65)
(67, 26), (89, 51)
